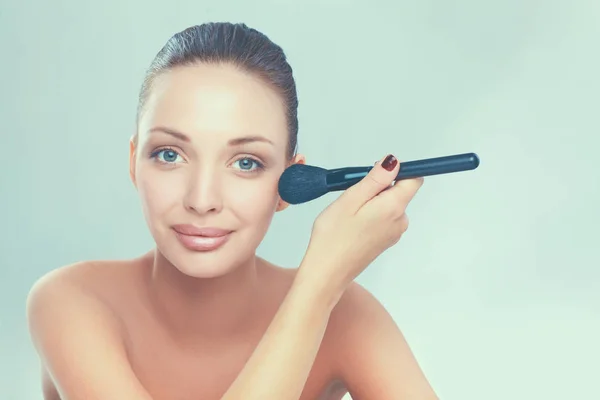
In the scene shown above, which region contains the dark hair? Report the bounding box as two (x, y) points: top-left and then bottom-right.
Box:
(136, 22), (299, 160)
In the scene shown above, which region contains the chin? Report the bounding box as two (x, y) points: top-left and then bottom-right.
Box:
(175, 261), (236, 279)
(155, 232), (252, 279)
(161, 247), (242, 279)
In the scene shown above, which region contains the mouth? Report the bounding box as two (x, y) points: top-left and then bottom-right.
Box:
(171, 224), (234, 252)
(172, 224), (233, 237)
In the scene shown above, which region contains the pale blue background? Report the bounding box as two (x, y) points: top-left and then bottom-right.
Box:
(1, 0), (599, 398)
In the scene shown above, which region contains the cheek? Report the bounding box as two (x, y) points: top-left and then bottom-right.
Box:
(136, 166), (185, 216)
(228, 179), (278, 221)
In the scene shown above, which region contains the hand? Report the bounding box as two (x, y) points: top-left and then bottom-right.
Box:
(298, 154), (424, 294)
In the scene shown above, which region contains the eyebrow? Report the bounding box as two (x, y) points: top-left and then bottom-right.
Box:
(148, 127), (274, 146)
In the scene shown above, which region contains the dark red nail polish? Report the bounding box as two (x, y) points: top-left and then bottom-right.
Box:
(381, 154), (397, 171)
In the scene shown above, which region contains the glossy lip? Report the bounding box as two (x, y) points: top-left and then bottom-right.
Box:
(171, 224), (233, 252)
(172, 224), (233, 237)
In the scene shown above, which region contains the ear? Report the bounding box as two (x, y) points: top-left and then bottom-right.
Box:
(129, 135), (137, 188)
(276, 154), (306, 212)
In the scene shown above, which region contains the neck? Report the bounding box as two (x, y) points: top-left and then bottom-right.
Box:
(144, 249), (264, 345)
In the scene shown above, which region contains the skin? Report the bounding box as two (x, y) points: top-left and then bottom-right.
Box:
(27, 63), (437, 399)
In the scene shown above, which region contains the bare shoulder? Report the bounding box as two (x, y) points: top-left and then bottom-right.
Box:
(26, 257), (152, 399)
(325, 281), (387, 345)
(26, 255), (147, 341)
(30, 255), (140, 293)
(26, 258), (133, 358)
(27, 259), (117, 323)
(325, 282), (438, 399)
(324, 281), (399, 353)
(330, 281), (384, 321)
(28, 254), (148, 316)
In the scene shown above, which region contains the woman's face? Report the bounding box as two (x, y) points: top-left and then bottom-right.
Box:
(131, 63), (302, 278)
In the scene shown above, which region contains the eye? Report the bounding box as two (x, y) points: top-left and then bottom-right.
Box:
(233, 157), (265, 172)
(150, 148), (184, 164)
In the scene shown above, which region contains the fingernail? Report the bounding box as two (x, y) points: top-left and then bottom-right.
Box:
(381, 154), (397, 171)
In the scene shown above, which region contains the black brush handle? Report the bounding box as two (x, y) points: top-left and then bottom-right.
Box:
(326, 152), (480, 191)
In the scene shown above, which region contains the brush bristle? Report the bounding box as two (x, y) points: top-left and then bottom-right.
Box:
(278, 164), (330, 204)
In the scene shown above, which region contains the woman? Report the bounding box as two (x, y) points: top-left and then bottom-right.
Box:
(26, 22), (438, 400)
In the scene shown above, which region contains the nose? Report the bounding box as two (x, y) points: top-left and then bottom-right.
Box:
(183, 168), (223, 215)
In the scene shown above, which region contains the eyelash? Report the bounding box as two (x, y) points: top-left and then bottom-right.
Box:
(148, 147), (266, 173)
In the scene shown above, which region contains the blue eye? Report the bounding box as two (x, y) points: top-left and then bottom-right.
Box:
(150, 148), (183, 164)
(234, 157), (264, 172)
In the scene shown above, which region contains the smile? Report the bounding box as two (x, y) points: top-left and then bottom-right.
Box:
(171, 225), (233, 252)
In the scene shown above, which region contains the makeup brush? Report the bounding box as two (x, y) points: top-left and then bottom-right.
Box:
(278, 152), (480, 205)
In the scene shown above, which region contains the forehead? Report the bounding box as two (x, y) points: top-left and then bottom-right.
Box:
(138, 63), (288, 146)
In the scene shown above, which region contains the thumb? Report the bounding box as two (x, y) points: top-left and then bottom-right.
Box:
(338, 154), (399, 211)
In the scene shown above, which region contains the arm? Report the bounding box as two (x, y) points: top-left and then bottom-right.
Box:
(220, 268), (343, 400)
(333, 284), (439, 399)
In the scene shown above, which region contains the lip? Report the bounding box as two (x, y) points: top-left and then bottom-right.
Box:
(172, 225), (233, 237)
(172, 225), (233, 252)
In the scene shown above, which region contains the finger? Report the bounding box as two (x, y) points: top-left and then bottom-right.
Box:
(376, 175), (424, 211)
(337, 154), (400, 212)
